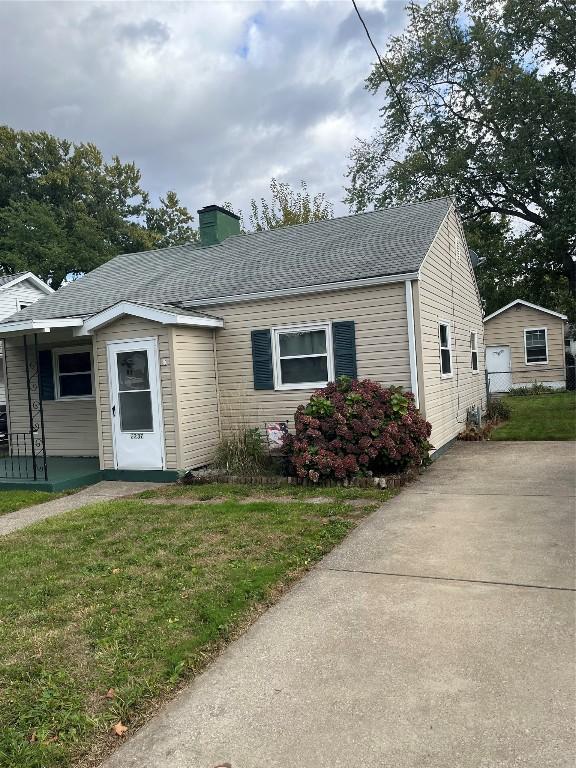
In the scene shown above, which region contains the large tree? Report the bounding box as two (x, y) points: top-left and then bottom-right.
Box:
(346, 0), (576, 319)
(226, 178), (334, 232)
(0, 127), (196, 288)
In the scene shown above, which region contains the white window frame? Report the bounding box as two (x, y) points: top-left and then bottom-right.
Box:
(470, 330), (479, 374)
(524, 327), (548, 365)
(271, 322), (334, 391)
(53, 346), (95, 400)
(439, 320), (453, 379)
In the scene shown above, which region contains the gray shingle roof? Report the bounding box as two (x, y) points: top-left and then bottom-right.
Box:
(0, 272), (28, 289)
(6, 197), (452, 324)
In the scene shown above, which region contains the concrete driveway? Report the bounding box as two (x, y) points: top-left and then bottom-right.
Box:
(104, 442), (575, 768)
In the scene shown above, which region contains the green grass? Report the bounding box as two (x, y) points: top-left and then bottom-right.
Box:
(490, 392), (576, 441)
(0, 490), (62, 517)
(0, 485), (389, 767)
(137, 481), (393, 502)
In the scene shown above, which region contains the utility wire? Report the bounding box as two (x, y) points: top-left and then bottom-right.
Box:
(351, 0), (435, 169)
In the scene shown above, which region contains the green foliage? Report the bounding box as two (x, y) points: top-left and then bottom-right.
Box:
(214, 427), (267, 475)
(508, 383), (560, 396)
(0, 127), (196, 288)
(346, 0), (576, 320)
(485, 397), (511, 421)
(225, 178), (334, 233)
(305, 395), (336, 418)
(390, 390), (409, 416)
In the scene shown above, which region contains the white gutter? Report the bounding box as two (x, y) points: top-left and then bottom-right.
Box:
(182, 272), (420, 308)
(0, 317), (83, 335)
(405, 279), (420, 409)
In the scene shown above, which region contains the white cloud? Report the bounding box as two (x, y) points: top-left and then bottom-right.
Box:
(0, 0), (408, 219)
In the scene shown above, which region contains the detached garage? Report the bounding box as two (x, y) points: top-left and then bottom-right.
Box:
(483, 300), (567, 393)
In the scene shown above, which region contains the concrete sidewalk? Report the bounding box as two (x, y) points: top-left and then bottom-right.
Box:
(0, 481), (161, 536)
(103, 442), (576, 768)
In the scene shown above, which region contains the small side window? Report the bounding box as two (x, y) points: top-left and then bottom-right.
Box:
(470, 331), (479, 372)
(439, 322), (453, 377)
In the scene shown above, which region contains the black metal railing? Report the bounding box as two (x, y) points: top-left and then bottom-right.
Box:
(0, 431), (47, 480)
(486, 366), (576, 395)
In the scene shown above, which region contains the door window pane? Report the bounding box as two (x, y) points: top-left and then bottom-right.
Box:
(280, 356), (328, 384)
(117, 351), (150, 391)
(119, 391), (153, 431)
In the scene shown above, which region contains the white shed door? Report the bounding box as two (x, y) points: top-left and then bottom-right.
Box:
(108, 339), (164, 470)
(486, 345), (512, 393)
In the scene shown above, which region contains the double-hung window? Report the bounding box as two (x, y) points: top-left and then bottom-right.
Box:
(439, 321), (453, 377)
(470, 331), (479, 373)
(524, 328), (548, 364)
(54, 347), (93, 398)
(272, 323), (334, 390)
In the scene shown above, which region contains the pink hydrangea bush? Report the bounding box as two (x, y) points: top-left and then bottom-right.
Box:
(283, 377), (432, 482)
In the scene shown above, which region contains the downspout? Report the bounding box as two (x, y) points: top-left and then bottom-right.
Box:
(405, 279), (420, 410)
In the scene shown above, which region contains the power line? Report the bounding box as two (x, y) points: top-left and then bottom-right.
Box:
(351, 0), (434, 169)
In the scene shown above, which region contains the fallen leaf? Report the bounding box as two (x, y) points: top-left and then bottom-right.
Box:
(110, 608), (118, 614)
(105, 688), (115, 699)
(112, 568), (120, 574)
(113, 721), (128, 737)
(29, 731), (37, 743)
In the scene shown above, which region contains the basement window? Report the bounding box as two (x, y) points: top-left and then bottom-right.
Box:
(54, 347), (94, 399)
(439, 322), (453, 378)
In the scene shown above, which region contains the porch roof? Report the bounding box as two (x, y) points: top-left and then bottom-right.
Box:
(0, 300), (223, 337)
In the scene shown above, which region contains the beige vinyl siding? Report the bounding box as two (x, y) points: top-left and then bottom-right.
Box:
(92, 316), (177, 469)
(484, 306), (565, 385)
(417, 206), (486, 450)
(3, 336), (98, 456)
(204, 283), (412, 433)
(171, 326), (220, 470)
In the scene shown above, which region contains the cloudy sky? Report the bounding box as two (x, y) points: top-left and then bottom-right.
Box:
(0, 0), (408, 221)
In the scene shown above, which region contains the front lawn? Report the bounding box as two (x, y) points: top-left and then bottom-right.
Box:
(0, 489), (61, 517)
(0, 484), (389, 768)
(490, 392), (576, 441)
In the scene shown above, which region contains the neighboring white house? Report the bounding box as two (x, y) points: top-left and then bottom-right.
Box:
(0, 272), (54, 403)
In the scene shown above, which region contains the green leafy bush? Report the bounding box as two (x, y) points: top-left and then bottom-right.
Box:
(508, 383), (559, 396)
(485, 397), (511, 422)
(214, 428), (266, 475)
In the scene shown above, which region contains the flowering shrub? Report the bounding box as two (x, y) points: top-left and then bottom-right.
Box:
(283, 377), (432, 482)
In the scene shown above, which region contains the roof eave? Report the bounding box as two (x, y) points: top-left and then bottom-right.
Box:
(483, 299), (568, 323)
(181, 271), (420, 308)
(80, 301), (224, 334)
(0, 317), (83, 336)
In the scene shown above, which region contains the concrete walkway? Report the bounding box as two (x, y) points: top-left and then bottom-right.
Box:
(103, 442), (576, 768)
(0, 481), (161, 536)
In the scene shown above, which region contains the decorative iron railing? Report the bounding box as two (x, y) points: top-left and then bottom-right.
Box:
(0, 431), (47, 480)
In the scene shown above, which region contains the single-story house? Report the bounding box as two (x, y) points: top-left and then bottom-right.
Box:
(0, 271), (53, 404)
(0, 197), (486, 489)
(484, 300), (567, 393)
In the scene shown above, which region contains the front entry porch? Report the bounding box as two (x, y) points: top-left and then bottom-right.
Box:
(0, 456), (102, 491)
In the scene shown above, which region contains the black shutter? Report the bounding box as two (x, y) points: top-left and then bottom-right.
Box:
(38, 349), (55, 401)
(251, 329), (274, 390)
(332, 321), (357, 379)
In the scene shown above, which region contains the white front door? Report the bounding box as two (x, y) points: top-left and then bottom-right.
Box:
(107, 338), (165, 470)
(486, 345), (512, 393)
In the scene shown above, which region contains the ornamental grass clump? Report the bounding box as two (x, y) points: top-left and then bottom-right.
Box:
(283, 377), (432, 482)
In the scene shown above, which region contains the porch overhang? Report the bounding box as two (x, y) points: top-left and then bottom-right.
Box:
(0, 317), (84, 336)
(79, 301), (224, 334)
